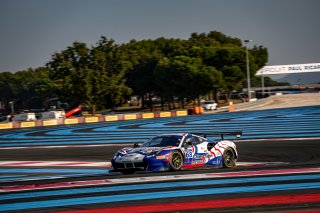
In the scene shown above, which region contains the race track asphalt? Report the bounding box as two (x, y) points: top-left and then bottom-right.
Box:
(0, 105), (320, 212)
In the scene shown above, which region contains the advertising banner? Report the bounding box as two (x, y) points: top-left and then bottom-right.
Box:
(256, 63), (320, 75)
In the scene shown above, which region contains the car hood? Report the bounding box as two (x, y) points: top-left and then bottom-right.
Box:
(115, 147), (175, 163)
(127, 147), (174, 155)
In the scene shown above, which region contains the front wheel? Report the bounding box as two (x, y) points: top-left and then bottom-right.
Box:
(169, 150), (183, 171)
(222, 148), (236, 168)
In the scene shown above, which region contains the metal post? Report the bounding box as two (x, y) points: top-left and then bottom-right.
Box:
(9, 101), (14, 114)
(261, 72), (265, 97)
(244, 39), (252, 100)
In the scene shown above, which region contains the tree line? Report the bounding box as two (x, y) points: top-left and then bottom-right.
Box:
(0, 31), (287, 113)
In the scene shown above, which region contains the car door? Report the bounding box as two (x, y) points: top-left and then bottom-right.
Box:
(183, 136), (207, 165)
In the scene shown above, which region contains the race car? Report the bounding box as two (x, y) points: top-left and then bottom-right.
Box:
(111, 131), (242, 174)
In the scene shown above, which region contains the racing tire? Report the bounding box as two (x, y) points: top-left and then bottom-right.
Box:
(169, 150), (183, 171)
(222, 147), (236, 168)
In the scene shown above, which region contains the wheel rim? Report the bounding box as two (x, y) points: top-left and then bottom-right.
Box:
(171, 152), (182, 169)
(224, 150), (235, 167)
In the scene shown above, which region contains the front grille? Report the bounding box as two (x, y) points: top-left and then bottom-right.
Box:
(114, 162), (146, 169)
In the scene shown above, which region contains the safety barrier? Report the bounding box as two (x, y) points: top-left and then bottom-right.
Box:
(0, 110), (189, 130)
(0, 98), (273, 130)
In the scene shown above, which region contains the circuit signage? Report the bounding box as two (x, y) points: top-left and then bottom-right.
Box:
(256, 63), (320, 75)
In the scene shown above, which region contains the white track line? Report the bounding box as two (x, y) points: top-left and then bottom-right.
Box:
(0, 143), (133, 150)
(0, 161), (112, 167)
(1, 167), (320, 192)
(0, 161), (287, 167)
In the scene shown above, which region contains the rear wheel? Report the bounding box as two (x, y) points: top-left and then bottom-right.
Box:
(169, 150), (183, 171)
(222, 148), (236, 168)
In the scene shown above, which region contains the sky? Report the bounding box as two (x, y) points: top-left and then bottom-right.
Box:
(0, 0), (319, 72)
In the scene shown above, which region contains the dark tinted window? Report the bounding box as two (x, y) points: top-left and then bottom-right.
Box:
(141, 136), (182, 147)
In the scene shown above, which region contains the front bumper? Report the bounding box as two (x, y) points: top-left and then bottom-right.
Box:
(111, 158), (170, 172)
(112, 161), (147, 170)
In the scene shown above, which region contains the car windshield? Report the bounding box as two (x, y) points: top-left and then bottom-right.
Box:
(141, 136), (182, 147)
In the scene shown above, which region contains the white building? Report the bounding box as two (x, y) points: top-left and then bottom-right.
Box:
(256, 63), (320, 85)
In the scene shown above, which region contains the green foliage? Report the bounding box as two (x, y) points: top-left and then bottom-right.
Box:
(0, 31), (273, 112)
(251, 45), (268, 70)
(0, 67), (54, 111)
(252, 76), (290, 87)
(221, 65), (245, 91)
(47, 37), (132, 110)
(47, 41), (91, 107)
(154, 56), (221, 101)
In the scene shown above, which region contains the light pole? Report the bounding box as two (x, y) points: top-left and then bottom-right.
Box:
(244, 39), (252, 100)
(261, 70), (265, 97)
(9, 101), (14, 114)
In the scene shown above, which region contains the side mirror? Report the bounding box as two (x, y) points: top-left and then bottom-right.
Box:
(133, 143), (140, 148)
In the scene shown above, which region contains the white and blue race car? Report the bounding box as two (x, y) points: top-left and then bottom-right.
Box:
(111, 131), (242, 174)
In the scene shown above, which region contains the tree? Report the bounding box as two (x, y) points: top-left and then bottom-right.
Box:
(125, 39), (164, 110)
(90, 37), (132, 111)
(251, 45), (268, 70)
(154, 56), (222, 108)
(187, 32), (255, 101)
(252, 76), (290, 87)
(221, 65), (245, 100)
(0, 72), (15, 112)
(0, 67), (55, 112)
(0, 30), (270, 113)
(47, 42), (91, 107)
(47, 37), (132, 111)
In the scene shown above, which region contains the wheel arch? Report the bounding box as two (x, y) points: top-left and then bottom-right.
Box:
(230, 147), (238, 160)
(222, 146), (237, 168)
(169, 149), (184, 171)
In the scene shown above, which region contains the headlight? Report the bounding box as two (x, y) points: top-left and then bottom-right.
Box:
(113, 151), (124, 159)
(156, 155), (167, 160)
(146, 150), (160, 158)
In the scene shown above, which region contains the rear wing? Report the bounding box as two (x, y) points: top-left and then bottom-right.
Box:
(192, 131), (242, 140)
